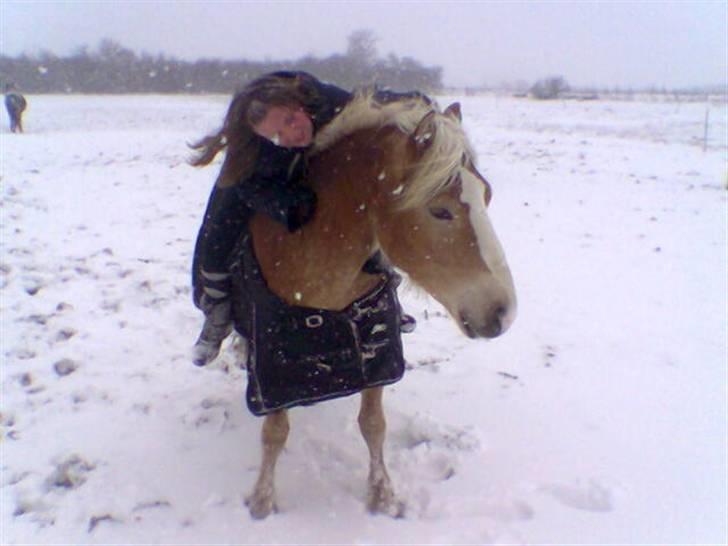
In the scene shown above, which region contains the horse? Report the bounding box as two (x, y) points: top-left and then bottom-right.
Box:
(238, 92), (517, 519)
(4, 92), (27, 133)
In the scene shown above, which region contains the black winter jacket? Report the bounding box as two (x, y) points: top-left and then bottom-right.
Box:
(192, 72), (351, 308)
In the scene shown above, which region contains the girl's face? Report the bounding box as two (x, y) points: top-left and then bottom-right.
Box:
(253, 105), (314, 148)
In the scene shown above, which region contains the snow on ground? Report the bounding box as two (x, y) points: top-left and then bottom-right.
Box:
(1, 93), (726, 545)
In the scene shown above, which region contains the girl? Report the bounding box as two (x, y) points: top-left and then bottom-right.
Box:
(190, 71), (415, 366)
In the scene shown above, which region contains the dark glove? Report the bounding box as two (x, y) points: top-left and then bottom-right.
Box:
(192, 298), (233, 366)
(286, 187), (317, 232)
(193, 270), (233, 367)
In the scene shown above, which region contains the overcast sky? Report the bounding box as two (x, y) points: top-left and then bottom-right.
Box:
(1, 1), (725, 89)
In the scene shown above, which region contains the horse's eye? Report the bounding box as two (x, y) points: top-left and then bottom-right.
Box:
(429, 206), (454, 221)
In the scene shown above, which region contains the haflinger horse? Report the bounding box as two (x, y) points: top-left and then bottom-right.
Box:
(240, 91), (516, 519)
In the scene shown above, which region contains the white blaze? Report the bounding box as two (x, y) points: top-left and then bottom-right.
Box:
(459, 170), (517, 320)
(459, 172), (505, 272)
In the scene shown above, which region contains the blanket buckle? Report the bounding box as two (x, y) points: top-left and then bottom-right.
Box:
(305, 314), (324, 328)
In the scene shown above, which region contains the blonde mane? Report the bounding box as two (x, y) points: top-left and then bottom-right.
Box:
(311, 91), (476, 210)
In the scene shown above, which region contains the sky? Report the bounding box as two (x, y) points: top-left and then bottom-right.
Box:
(0, 1), (726, 89)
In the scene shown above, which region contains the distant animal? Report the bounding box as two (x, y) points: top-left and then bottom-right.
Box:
(232, 92), (517, 519)
(4, 91), (27, 133)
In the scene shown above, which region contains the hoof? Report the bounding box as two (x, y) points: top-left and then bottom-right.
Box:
(245, 493), (277, 520)
(367, 481), (406, 518)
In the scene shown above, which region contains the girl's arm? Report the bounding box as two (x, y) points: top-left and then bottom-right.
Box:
(238, 140), (316, 232)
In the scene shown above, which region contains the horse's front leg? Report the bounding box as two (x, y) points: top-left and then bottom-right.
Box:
(246, 409), (289, 519)
(358, 387), (405, 517)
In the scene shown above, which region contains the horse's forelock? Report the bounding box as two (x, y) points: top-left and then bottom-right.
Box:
(397, 113), (476, 210)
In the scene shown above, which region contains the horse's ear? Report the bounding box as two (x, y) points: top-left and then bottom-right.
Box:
(444, 102), (462, 122)
(411, 111), (437, 156)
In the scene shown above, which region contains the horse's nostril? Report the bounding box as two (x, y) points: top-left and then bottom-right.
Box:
(482, 305), (506, 338)
(488, 317), (502, 337)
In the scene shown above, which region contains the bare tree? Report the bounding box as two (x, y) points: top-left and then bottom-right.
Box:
(346, 30), (377, 66)
(530, 76), (569, 99)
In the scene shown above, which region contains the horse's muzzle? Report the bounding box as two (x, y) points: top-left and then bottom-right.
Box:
(459, 304), (509, 339)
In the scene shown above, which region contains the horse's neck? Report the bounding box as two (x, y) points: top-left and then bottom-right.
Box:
(249, 146), (377, 310)
(250, 127), (409, 310)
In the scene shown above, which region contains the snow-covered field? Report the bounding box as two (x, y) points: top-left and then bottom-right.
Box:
(1, 93), (726, 545)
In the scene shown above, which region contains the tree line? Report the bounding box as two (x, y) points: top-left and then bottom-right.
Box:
(0, 31), (443, 95)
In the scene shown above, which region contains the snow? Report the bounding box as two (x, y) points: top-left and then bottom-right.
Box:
(1, 94), (726, 545)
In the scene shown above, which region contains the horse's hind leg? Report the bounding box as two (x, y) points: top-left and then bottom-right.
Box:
(358, 387), (405, 517)
(246, 409), (289, 519)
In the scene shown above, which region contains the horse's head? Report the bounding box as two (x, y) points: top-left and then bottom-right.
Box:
(258, 94), (515, 338)
(370, 101), (517, 339)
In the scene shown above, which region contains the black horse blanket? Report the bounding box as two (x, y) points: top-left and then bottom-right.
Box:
(230, 236), (405, 416)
